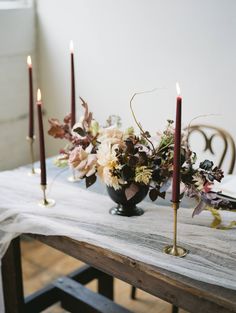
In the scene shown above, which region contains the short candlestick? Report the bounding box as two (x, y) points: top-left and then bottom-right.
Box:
(38, 185), (55, 208)
(163, 202), (188, 257)
(26, 136), (40, 176)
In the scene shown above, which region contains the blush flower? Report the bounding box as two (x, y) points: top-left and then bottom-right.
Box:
(69, 146), (97, 178)
(100, 167), (123, 190)
(97, 142), (124, 189)
(98, 127), (124, 145)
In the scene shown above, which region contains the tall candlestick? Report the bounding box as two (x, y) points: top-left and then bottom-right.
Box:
(68, 42), (79, 183)
(70, 40), (76, 128)
(36, 89), (47, 186)
(27, 56), (34, 138)
(172, 82), (182, 203)
(163, 82), (188, 257)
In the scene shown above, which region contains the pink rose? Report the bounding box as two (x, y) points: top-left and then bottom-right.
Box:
(69, 147), (97, 178)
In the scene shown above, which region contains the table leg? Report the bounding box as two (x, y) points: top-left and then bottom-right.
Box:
(98, 273), (114, 300)
(1, 237), (25, 313)
(172, 304), (179, 313)
(131, 286), (136, 299)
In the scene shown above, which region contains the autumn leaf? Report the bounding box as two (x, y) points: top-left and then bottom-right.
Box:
(192, 200), (206, 217)
(149, 188), (158, 201)
(73, 127), (86, 137)
(48, 118), (65, 138)
(80, 97), (93, 129)
(64, 114), (71, 124)
(125, 183), (139, 200)
(85, 174), (97, 188)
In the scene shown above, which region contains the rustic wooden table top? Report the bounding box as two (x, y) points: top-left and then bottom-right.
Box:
(32, 234), (236, 313)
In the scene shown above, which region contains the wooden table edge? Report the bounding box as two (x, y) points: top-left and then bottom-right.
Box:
(28, 234), (236, 313)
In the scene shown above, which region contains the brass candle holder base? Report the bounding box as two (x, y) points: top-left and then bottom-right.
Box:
(163, 202), (188, 258)
(26, 136), (40, 176)
(38, 198), (56, 208)
(38, 185), (56, 208)
(28, 168), (41, 176)
(163, 245), (188, 257)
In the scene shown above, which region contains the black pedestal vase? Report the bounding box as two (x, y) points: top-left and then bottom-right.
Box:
(107, 184), (149, 217)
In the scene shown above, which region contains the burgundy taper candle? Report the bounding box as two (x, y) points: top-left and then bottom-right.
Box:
(36, 89), (47, 186)
(27, 56), (34, 138)
(172, 82), (182, 203)
(70, 40), (76, 128)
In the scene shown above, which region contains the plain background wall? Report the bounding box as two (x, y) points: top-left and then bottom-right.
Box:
(1, 0), (236, 171)
(35, 0), (236, 172)
(0, 0), (37, 170)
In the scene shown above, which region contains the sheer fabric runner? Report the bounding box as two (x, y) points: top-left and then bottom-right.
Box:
(0, 163), (236, 311)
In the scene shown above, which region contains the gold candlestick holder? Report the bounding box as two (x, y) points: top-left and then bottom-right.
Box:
(38, 185), (56, 207)
(26, 136), (41, 176)
(163, 202), (188, 257)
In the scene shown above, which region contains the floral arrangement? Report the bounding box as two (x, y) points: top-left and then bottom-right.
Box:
(48, 97), (230, 218)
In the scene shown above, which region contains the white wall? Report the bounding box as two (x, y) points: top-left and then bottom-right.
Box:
(0, 1), (37, 170)
(36, 0), (236, 172)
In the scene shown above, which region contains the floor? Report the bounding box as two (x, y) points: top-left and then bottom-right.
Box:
(21, 239), (188, 313)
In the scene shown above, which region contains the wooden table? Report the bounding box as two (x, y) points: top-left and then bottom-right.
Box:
(3, 233), (236, 313)
(31, 234), (236, 313)
(1, 164), (236, 313)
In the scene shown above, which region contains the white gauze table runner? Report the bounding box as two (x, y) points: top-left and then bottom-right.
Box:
(0, 165), (236, 311)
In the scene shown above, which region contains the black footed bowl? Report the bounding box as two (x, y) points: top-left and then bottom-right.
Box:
(106, 184), (149, 217)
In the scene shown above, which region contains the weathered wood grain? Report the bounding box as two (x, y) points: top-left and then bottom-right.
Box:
(32, 234), (236, 313)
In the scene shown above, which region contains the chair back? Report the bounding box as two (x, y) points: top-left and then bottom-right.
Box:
(186, 124), (236, 174)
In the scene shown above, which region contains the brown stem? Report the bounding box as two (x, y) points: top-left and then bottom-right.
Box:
(156, 141), (173, 155)
(129, 88), (163, 153)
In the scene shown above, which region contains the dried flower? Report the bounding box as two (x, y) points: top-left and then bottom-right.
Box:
(98, 127), (124, 146)
(96, 142), (124, 189)
(48, 118), (67, 139)
(90, 120), (99, 137)
(69, 146), (97, 178)
(98, 166), (123, 190)
(193, 172), (205, 191)
(135, 166), (152, 185)
(199, 160), (213, 171)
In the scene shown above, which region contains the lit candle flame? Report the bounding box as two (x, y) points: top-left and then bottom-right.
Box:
(176, 82), (181, 96)
(70, 40), (74, 53)
(37, 89), (42, 102)
(27, 55), (32, 68)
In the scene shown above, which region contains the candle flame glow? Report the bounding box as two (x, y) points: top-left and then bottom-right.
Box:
(37, 89), (42, 102)
(27, 55), (32, 67)
(70, 40), (74, 53)
(176, 82), (181, 96)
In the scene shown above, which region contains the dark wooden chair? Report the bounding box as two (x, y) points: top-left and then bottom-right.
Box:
(185, 124), (236, 174)
(131, 124), (236, 313)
